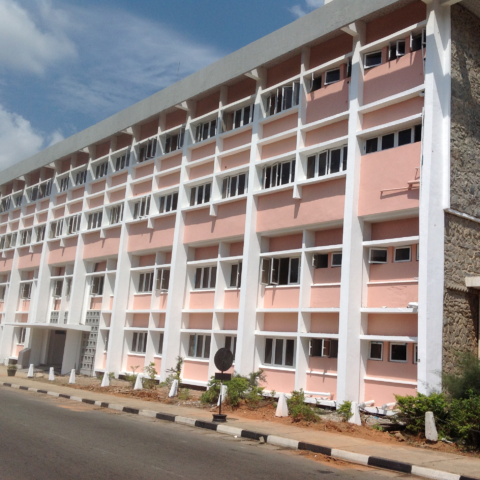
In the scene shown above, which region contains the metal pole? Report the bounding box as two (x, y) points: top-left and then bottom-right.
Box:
(219, 379), (223, 415)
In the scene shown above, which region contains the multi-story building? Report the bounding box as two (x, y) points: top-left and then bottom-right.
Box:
(0, 0), (479, 407)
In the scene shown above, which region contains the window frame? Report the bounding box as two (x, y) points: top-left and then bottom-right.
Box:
(91, 276), (105, 296)
(223, 104), (254, 132)
(263, 337), (296, 368)
(155, 268), (170, 292)
(114, 150), (130, 172)
(65, 214), (81, 235)
(18, 328), (27, 345)
(35, 225), (46, 243)
(20, 282), (32, 300)
(364, 50), (383, 69)
(53, 279), (64, 298)
(19, 229), (32, 246)
(59, 176), (70, 192)
(306, 145), (348, 180)
(194, 266), (217, 290)
(222, 172), (248, 199)
(133, 196), (151, 220)
(138, 138), (158, 163)
(390, 342), (408, 363)
(225, 335), (237, 360)
(369, 248), (388, 264)
(159, 192), (178, 214)
(263, 159), (296, 190)
(164, 128), (185, 154)
(413, 343), (418, 364)
(394, 246), (411, 263)
(229, 262), (242, 288)
(195, 118), (218, 143)
(75, 169), (88, 186)
(87, 211), (103, 230)
(324, 67), (341, 86)
(364, 125), (422, 155)
(260, 256), (300, 286)
(95, 161), (108, 179)
(138, 272), (154, 293)
(312, 253), (329, 269)
(109, 204), (124, 225)
(309, 338), (338, 358)
(369, 341), (383, 361)
(131, 331), (148, 354)
(189, 183), (211, 207)
(265, 81), (301, 117)
(187, 333), (211, 359)
(331, 252), (342, 267)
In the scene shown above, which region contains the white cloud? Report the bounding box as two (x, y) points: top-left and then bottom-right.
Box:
(289, 5), (307, 17)
(0, 0), (76, 74)
(290, 0), (324, 18)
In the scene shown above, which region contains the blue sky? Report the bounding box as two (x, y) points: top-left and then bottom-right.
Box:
(0, 0), (324, 171)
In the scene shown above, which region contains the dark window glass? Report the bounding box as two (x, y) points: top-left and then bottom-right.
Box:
(398, 129), (412, 146)
(366, 138), (378, 154)
(382, 133), (395, 150)
(289, 258), (299, 284)
(197, 185), (204, 205)
(264, 338), (273, 364)
(330, 339), (338, 359)
(411, 34), (422, 52)
(395, 247), (411, 262)
(332, 253), (342, 267)
(202, 268), (210, 289)
(279, 257), (290, 285)
(330, 149), (341, 173)
(172, 193), (178, 210)
(281, 162), (291, 185)
(314, 254), (329, 269)
(311, 76), (322, 92)
(188, 335), (195, 357)
(370, 249), (387, 263)
(310, 339), (323, 357)
(196, 335), (204, 358)
(370, 342), (383, 360)
(307, 156), (316, 179)
(210, 267), (217, 288)
(190, 187), (196, 206)
(243, 106), (251, 125)
(230, 264), (238, 287)
(318, 152), (328, 176)
(274, 339), (284, 365)
(238, 174), (246, 195)
(285, 339), (295, 366)
(204, 183), (211, 203)
(342, 146), (348, 171)
(194, 268), (202, 289)
(391, 344), (407, 362)
(414, 124), (422, 143)
(283, 86), (293, 110)
(365, 51), (382, 68)
(234, 110), (242, 129)
(325, 69), (340, 84)
(204, 335), (211, 358)
(389, 44), (398, 61)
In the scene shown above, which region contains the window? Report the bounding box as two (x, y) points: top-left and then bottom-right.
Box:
(195, 118), (217, 143)
(0, 285), (5, 301)
(133, 196), (151, 219)
(364, 51), (382, 69)
(369, 248), (388, 264)
(38, 181), (52, 200)
(159, 192), (178, 214)
(306, 146), (348, 179)
(50, 221), (63, 239)
(87, 211), (103, 230)
(19, 229), (32, 246)
(346, 59), (352, 78)
(35, 225), (46, 243)
(325, 68), (341, 85)
(223, 105), (254, 132)
(264, 338), (295, 367)
(104, 332), (110, 352)
(0, 197), (11, 213)
(394, 246), (411, 263)
(65, 214), (81, 235)
(95, 162), (108, 179)
(414, 344), (418, 364)
(222, 173), (248, 199)
(53, 280), (63, 297)
(331, 253), (342, 267)
(225, 336), (237, 360)
(369, 341), (383, 360)
(365, 125), (422, 154)
(263, 160), (295, 189)
(312, 253), (329, 269)
(230, 262), (242, 288)
(194, 266), (217, 289)
(416, 244), (419, 262)
(3, 233), (18, 249)
(411, 29), (426, 52)
(131, 332), (147, 354)
(188, 334), (211, 359)
(109, 204), (124, 225)
(389, 40), (406, 60)
(91, 276), (104, 295)
(139, 138), (157, 163)
(20, 282), (32, 300)
(75, 170), (88, 186)
(157, 332), (164, 355)
(138, 272), (154, 293)
(115, 151), (130, 172)
(189, 183), (211, 207)
(165, 128), (185, 154)
(14, 195), (22, 207)
(266, 82), (301, 116)
(65, 278), (72, 297)
(59, 176), (70, 192)
(155, 269), (170, 291)
(260, 257), (300, 286)
(310, 338), (338, 358)
(390, 343), (408, 362)
(18, 328), (27, 345)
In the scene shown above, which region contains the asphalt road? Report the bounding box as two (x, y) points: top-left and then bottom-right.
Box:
(0, 388), (419, 480)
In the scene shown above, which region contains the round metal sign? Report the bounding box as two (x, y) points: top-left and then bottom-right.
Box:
(214, 348), (234, 372)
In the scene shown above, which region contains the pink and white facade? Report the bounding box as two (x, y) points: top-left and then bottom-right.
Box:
(0, 0), (478, 407)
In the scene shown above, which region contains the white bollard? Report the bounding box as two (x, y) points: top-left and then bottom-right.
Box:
(49, 367), (55, 381)
(134, 374), (143, 390)
(69, 369), (76, 384)
(27, 364), (34, 378)
(425, 411), (438, 442)
(168, 379), (178, 397)
(101, 372), (110, 387)
(275, 393), (289, 417)
(217, 385), (228, 406)
(348, 401), (362, 425)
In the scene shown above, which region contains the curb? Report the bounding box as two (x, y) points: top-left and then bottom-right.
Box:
(1, 381), (478, 480)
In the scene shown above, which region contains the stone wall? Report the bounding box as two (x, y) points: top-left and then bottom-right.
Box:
(443, 6), (480, 374)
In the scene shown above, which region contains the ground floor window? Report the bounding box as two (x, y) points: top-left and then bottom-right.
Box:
(264, 338), (295, 367)
(188, 334), (211, 359)
(18, 328), (26, 345)
(131, 332), (147, 354)
(225, 336), (237, 360)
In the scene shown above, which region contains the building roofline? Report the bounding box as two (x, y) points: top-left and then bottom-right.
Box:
(1, 0), (403, 185)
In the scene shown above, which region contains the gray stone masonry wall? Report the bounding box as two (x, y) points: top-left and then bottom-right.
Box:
(443, 5), (480, 374)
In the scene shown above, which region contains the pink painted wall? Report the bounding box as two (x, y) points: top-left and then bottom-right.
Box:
(194, 245), (218, 261)
(133, 180), (152, 197)
(366, 342), (417, 382)
(95, 140), (110, 159)
(139, 254), (156, 267)
(90, 297), (103, 310)
(189, 313), (212, 330)
(155, 293), (168, 310)
(227, 77), (256, 104)
(53, 207), (64, 219)
(160, 154), (182, 171)
(9, 221), (19, 232)
(89, 196), (104, 209)
(264, 312), (297, 332)
(132, 313), (149, 328)
(257, 180), (345, 232)
(310, 285), (341, 308)
(71, 187), (85, 200)
(230, 242), (244, 256)
(128, 216), (175, 252)
(157, 313), (166, 328)
(164, 252), (172, 264)
(224, 290), (240, 309)
(18, 246), (42, 269)
(126, 354), (145, 372)
(359, 142), (421, 217)
(263, 287), (299, 309)
(19, 300), (30, 312)
(83, 227), (121, 260)
(25, 205), (36, 215)
(61, 159), (71, 173)
(53, 299), (61, 311)
(269, 233), (302, 252)
(14, 345), (24, 357)
(189, 162), (214, 181)
(306, 374), (337, 399)
(158, 172), (180, 189)
(266, 55), (301, 88)
(183, 360), (209, 382)
(261, 368), (295, 393)
(369, 246), (419, 281)
(109, 188), (126, 203)
(371, 217), (419, 240)
(140, 120), (158, 141)
(191, 142), (215, 162)
(133, 294), (152, 310)
(48, 238), (78, 264)
(363, 97), (424, 130)
(76, 152), (89, 166)
(224, 313), (238, 330)
(263, 114), (297, 138)
(367, 282), (418, 308)
(69, 201), (83, 214)
(313, 260), (341, 283)
(195, 91), (220, 118)
(135, 163), (154, 179)
(305, 120), (348, 147)
(306, 80), (349, 124)
(364, 380), (417, 406)
(220, 150), (250, 171)
(308, 356), (337, 374)
(184, 200), (246, 244)
(91, 180), (106, 194)
(10, 210), (20, 220)
(95, 261), (107, 271)
(310, 33), (353, 69)
(189, 291), (215, 309)
(56, 194), (67, 205)
(116, 133), (132, 150)
(310, 312), (339, 333)
(363, 51), (424, 105)
(261, 136), (296, 160)
(223, 129), (252, 151)
(152, 357), (162, 372)
(111, 172), (128, 187)
(165, 110), (187, 130)
(367, 313), (418, 337)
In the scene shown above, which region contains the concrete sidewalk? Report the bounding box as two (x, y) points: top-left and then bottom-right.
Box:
(1, 369), (479, 480)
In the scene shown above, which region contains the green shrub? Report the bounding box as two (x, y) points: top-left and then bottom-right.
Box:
(226, 376), (250, 407)
(245, 386), (265, 407)
(201, 377), (221, 404)
(124, 365), (139, 387)
(178, 388), (191, 401)
(287, 389), (319, 423)
(337, 400), (353, 422)
(448, 393), (480, 447)
(142, 362), (158, 390)
(160, 356), (184, 388)
(247, 369), (267, 388)
(443, 352), (480, 400)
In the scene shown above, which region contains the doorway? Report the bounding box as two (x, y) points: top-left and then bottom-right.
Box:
(47, 330), (67, 366)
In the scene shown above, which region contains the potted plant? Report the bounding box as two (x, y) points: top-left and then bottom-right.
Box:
(7, 364), (17, 377)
